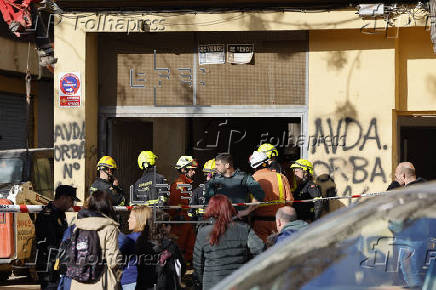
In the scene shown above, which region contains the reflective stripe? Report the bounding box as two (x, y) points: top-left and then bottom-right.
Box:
(197, 208), (205, 213)
(258, 173), (285, 207)
(146, 199), (159, 205)
(277, 173), (284, 202)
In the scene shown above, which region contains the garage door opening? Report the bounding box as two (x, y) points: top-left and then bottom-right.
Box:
(108, 117), (302, 195)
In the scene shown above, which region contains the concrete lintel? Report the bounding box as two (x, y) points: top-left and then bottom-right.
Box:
(99, 105), (308, 117)
(58, 10), (427, 33)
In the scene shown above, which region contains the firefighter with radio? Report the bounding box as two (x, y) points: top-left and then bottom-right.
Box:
(132, 150), (168, 206)
(89, 156), (126, 206)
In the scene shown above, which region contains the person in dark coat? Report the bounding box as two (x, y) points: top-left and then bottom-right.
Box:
(290, 159), (322, 223)
(193, 194), (265, 290)
(132, 151), (168, 206)
(189, 159), (216, 223)
(394, 162), (426, 187)
(136, 210), (186, 290)
(35, 185), (80, 290)
(89, 156), (125, 206)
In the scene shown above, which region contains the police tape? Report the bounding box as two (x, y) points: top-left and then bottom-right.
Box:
(0, 192), (384, 213)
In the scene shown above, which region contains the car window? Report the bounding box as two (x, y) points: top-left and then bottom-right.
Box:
(267, 215), (436, 290)
(215, 187), (436, 290)
(0, 158), (23, 184)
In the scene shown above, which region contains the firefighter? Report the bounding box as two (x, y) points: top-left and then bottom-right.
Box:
(189, 159), (216, 222)
(257, 143), (281, 173)
(89, 156), (125, 206)
(250, 151), (294, 243)
(290, 159), (322, 223)
(131, 151), (168, 206)
(169, 155), (198, 263)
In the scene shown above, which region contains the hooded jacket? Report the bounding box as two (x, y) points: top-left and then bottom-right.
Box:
(70, 215), (122, 290)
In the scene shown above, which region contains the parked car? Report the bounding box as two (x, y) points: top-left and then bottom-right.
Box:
(214, 182), (436, 290)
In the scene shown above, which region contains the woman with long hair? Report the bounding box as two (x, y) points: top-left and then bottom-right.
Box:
(135, 210), (186, 290)
(71, 190), (121, 290)
(118, 206), (152, 289)
(193, 194), (265, 289)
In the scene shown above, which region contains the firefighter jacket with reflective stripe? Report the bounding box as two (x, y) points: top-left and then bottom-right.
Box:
(189, 181), (209, 219)
(252, 168), (293, 217)
(169, 174), (193, 219)
(131, 168), (167, 206)
(89, 177), (125, 206)
(293, 179), (322, 222)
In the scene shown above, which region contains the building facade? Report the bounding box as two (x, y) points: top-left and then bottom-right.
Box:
(52, 6), (436, 202)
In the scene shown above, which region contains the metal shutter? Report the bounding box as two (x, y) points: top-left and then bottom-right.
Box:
(0, 94), (28, 150)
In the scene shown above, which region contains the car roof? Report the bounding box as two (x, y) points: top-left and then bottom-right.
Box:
(213, 181), (436, 290)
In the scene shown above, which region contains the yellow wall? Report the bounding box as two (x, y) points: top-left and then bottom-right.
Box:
(54, 18), (98, 202)
(53, 11), (435, 201)
(397, 27), (436, 111)
(308, 30), (395, 199)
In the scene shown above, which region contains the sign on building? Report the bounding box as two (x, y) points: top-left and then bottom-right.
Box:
(59, 72), (81, 107)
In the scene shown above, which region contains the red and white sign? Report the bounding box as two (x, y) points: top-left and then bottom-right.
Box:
(59, 72), (81, 107)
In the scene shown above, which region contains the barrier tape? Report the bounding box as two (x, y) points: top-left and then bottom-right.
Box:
(0, 192), (384, 213)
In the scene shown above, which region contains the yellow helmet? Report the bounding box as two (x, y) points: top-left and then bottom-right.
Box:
(138, 151), (157, 170)
(203, 159), (216, 173)
(97, 156), (117, 170)
(175, 156), (199, 169)
(290, 159), (313, 175)
(257, 143), (278, 159)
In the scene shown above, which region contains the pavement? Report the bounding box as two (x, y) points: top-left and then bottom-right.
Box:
(0, 275), (39, 290)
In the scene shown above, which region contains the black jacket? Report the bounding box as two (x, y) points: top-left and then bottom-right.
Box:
(405, 177), (426, 187)
(206, 169), (265, 210)
(189, 182), (209, 220)
(293, 179), (322, 222)
(35, 202), (68, 282)
(89, 177), (125, 205)
(193, 220), (265, 290)
(132, 168), (167, 205)
(136, 232), (186, 290)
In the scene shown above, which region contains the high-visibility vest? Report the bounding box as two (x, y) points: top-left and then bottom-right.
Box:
(258, 173), (285, 207)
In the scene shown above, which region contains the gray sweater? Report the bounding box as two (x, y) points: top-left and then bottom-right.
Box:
(193, 220), (265, 290)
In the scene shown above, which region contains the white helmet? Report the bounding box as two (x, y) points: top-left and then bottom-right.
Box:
(249, 151), (268, 168)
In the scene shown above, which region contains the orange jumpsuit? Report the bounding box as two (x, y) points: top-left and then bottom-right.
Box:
(252, 168), (294, 243)
(169, 174), (195, 263)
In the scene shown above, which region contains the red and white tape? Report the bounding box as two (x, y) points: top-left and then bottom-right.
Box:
(0, 192), (383, 213)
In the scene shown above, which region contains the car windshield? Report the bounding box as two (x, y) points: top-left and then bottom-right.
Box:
(215, 183), (436, 290)
(0, 158), (23, 184)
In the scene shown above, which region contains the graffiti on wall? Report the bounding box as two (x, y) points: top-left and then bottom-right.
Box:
(54, 121), (96, 179)
(311, 117), (388, 195)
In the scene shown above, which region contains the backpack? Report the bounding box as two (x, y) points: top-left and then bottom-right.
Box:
(155, 241), (184, 290)
(65, 228), (105, 283)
